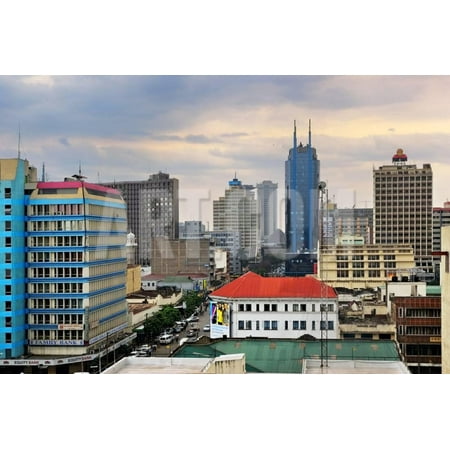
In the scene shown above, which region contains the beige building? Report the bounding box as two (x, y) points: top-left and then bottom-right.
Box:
(213, 176), (259, 261)
(373, 149), (433, 273)
(319, 243), (415, 289)
(151, 236), (213, 277)
(439, 226), (450, 373)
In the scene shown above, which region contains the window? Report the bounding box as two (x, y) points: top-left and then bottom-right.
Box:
(293, 321), (299, 330)
(5, 285), (11, 295)
(245, 321), (252, 330)
(300, 321), (307, 330)
(238, 304), (244, 311)
(256, 304), (260, 312)
(293, 304), (299, 312)
(300, 304), (306, 312)
(5, 269), (11, 279)
(246, 304), (252, 312)
(271, 304), (277, 312)
(285, 304), (288, 312)
(264, 321), (270, 330)
(285, 320), (289, 330)
(271, 321), (278, 330)
(353, 270), (364, 278)
(255, 321), (260, 330)
(328, 304), (334, 312)
(238, 320), (244, 330)
(312, 304), (315, 312)
(312, 321), (316, 330)
(328, 321), (334, 330)
(5, 220), (11, 231)
(264, 304), (270, 312)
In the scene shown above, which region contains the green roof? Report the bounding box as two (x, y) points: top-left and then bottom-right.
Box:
(173, 339), (401, 373)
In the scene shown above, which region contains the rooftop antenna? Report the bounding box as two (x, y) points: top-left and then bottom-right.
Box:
(293, 119), (297, 150)
(308, 119), (311, 148)
(72, 161), (87, 181)
(41, 162), (46, 182)
(18, 123), (21, 159)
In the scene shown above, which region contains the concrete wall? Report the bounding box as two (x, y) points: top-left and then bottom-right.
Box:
(441, 227), (450, 373)
(126, 265), (142, 294)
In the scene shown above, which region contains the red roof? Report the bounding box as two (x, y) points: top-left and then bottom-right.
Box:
(211, 271), (337, 299)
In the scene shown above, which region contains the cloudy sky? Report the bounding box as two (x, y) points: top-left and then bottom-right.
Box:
(2, 75), (450, 229)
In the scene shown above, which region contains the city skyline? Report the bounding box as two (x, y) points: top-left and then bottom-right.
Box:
(1, 75), (450, 230)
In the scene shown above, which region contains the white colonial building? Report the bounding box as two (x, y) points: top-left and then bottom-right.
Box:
(209, 271), (339, 339)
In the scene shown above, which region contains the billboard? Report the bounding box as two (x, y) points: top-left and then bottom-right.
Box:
(210, 300), (231, 339)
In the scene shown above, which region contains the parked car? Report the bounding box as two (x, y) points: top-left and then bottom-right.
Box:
(203, 325), (211, 332)
(186, 329), (196, 337)
(159, 334), (174, 344)
(186, 315), (199, 323)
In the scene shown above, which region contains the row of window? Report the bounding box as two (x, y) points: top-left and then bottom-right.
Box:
(237, 303), (335, 313)
(337, 262), (397, 269)
(336, 254), (397, 261)
(237, 320), (335, 331)
(29, 314), (84, 325)
(29, 330), (84, 340)
(29, 298), (83, 309)
(398, 326), (440, 335)
(337, 270), (384, 278)
(398, 308), (441, 318)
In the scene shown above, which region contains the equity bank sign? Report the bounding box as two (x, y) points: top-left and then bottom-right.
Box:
(29, 340), (84, 346)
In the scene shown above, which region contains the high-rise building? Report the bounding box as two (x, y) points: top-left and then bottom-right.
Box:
(213, 176), (259, 263)
(103, 172), (179, 266)
(1, 158), (38, 358)
(26, 179), (129, 357)
(1, 158), (130, 367)
(373, 149), (433, 273)
(285, 120), (320, 254)
(256, 180), (277, 243)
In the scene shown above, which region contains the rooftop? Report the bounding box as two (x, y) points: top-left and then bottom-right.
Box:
(211, 271), (337, 299)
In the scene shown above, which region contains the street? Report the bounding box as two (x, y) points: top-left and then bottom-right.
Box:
(151, 303), (211, 357)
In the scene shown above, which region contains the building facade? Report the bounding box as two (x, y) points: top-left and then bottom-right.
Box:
(256, 180), (277, 243)
(335, 207), (373, 245)
(209, 271), (338, 340)
(208, 230), (241, 275)
(285, 120), (320, 255)
(103, 172), (179, 266)
(151, 236), (213, 278)
(26, 180), (129, 356)
(213, 176), (259, 263)
(432, 202), (450, 283)
(319, 243), (415, 289)
(1, 158), (38, 358)
(373, 149), (433, 273)
(391, 296), (441, 373)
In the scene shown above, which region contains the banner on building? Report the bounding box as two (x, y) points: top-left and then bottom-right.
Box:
(210, 300), (231, 339)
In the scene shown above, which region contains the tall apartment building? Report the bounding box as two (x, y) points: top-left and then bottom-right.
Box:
(1, 158), (130, 369)
(213, 176), (259, 263)
(256, 180), (277, 243)
(285, 120), (320, 254)
(103, 172), (179, 266)
(373, 149), (433, 273)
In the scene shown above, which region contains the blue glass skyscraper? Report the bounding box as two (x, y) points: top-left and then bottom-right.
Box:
(285, 120), (320, 257)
